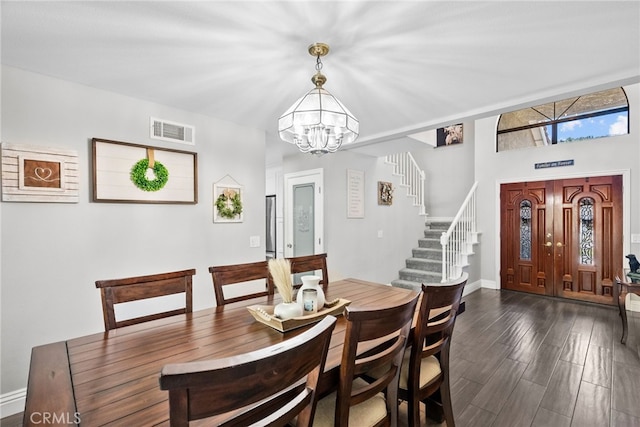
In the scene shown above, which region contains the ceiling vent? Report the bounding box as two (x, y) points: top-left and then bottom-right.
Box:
(150, 117), (195, 145)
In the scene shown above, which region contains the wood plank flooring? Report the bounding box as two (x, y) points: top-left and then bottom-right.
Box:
(408, 289), (640, 427)
(3, 288), (639, 427)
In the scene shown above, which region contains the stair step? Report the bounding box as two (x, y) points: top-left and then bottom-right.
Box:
(424, 229), (444, 239)
(398, 267), (442, 283)
(390, 279), (424, 291)
(426, 221), (451, 231)
(412, 247), (441, 260)
(418, 238), (441, 249)
(406, 258), (441, 272)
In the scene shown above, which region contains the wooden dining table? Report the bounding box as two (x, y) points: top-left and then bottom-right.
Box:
(23, 278), (419, 426)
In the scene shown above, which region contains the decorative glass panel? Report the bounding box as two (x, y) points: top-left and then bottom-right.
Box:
(520, 200), (532, 261)
(579, 197), (595, 265)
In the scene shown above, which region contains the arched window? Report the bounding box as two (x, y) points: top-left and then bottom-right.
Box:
(497, 87), (629, 151)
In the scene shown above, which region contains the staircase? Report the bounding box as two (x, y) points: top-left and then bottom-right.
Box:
(391, 220), (451, 290)
(391, 182), (479, 291)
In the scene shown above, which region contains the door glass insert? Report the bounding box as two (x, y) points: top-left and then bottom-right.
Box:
(293, 183), (315, 257)
(520, 200), (532, 260)
(579, 197), (595, 265)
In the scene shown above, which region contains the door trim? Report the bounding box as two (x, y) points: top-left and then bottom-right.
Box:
(494, 168), (630, 290)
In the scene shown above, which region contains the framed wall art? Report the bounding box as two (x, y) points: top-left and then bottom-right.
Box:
(436, 123), (463, 147)
(92, 138), (197, 204)
(347, 169), (365, 218)
(1, 142), (79, 203)
(213, 180), (243, 223)
(378, 181), (393, 206)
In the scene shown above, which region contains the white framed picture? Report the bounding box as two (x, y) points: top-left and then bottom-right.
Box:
(213, 182), (243, 223)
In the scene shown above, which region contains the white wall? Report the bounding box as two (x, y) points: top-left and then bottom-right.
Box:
(416, 121), (476, 218)
(282, 150), (426, 285)
(474, 83), (640, 289)
(0, 66), (267, 395)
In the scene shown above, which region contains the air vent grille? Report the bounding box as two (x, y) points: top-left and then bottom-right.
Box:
(150, 117), (195, 145)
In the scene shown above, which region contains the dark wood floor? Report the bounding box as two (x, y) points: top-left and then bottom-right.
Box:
(3, 289), (639, 427)
(408, 288), (640, 427)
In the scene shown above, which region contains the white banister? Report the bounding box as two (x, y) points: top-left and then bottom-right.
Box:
(385, 152), (426, 215)
(440, 182), (478, 282)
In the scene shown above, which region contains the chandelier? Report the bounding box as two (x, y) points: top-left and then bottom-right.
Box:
(278, 43), (359, 155)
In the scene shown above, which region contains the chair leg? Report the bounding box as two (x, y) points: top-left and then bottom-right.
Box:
(440, 376), (455, 427)
(408, 398), (420, 427)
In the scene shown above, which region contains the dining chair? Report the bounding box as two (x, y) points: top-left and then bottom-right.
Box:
(209, 260), (274, 306)
(287, 253), (329, 288)
(400, 272), (468, 427)
(159, 315), (337, 427)
(312, 293), (420, 427)
(95, 268), (196, 332)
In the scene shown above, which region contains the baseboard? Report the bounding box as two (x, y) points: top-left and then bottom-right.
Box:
(462, 279), (482, 296)
(0, 388), (25, 418)
(480, 279), (499, 290)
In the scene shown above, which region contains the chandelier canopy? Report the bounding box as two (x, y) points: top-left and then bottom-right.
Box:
(278, 43), (359, 155)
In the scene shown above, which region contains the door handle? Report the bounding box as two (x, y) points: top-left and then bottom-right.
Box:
(545, 242), (553, 247)
(556, 242), (564, 247)
(287, 243), (293, 248)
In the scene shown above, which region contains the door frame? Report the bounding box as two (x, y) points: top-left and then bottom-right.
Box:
(494, 169), (631, 291)
(283, 168), (324, 257)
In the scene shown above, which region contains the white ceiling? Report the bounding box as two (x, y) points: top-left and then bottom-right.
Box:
(2, 1), (639, 159)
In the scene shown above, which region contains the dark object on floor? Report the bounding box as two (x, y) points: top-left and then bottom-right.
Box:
(626, 254), (640, 273)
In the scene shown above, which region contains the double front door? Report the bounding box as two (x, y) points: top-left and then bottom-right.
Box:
(500, 175), (622, 305)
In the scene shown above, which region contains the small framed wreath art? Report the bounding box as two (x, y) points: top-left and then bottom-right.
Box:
(213, 182), (243, 223)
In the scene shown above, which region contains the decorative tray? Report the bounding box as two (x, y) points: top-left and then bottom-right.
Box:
(247, 298), (351, 332)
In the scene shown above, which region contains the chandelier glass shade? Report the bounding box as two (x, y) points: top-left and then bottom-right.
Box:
(278, 43), (359, 155)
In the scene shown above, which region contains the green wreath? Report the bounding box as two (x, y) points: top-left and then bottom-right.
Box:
(215, 192), (243, 219)
(130, 159), (169, 192)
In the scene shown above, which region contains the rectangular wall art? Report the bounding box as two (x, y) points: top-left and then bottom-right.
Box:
(347, 169), (365, 218)
(1, 142), (79, 203)
(92, 138), (197, 204)
(436, 123), (463, 147)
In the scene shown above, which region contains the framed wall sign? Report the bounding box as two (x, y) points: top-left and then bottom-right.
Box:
(347, 169), (365, 218)
(1, 142), (79, 203)
(92, 138), (197, 204)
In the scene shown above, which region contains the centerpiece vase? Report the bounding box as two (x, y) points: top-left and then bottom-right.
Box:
(274, 302), (303, 320)
(296, 275), (325, 311)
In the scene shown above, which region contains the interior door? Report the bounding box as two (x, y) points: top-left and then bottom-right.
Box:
(284, 169), (324, 258)
(501, 175), (622, 305)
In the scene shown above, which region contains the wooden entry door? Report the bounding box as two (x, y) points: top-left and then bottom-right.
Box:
(500, 176), (622, 305)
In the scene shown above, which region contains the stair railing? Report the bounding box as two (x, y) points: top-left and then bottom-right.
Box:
(385, 152), (426, 215)
(440, 181), (478, 282)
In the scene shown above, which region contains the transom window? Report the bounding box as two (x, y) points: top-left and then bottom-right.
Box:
(497, 87), (629, 151)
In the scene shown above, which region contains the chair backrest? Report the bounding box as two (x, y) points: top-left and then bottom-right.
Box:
(208, 260), (274, 306)
(95, 269), (196, 332)
(287, 253), (329, 288)
(336, 293), (419, 426)
(407, 273), (468, 392)
(159, 315), (337, 427)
